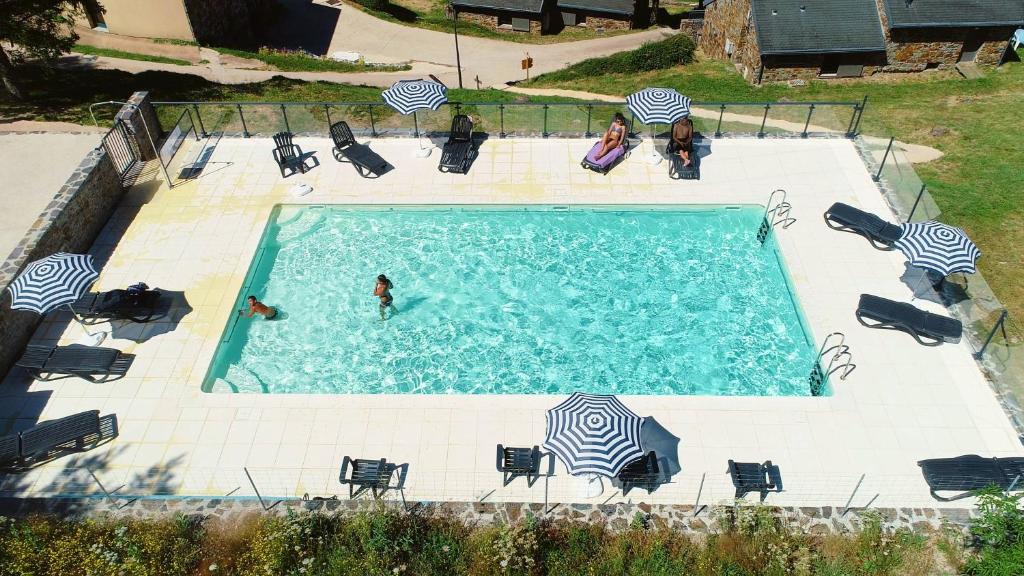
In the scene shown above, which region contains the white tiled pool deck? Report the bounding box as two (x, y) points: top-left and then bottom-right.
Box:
(2, 136), (1019, 509)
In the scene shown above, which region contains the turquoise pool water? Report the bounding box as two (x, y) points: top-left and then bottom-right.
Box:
(205, 206), (819, 396)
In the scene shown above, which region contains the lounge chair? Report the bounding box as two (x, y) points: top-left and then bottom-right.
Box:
(618, 451), (661, 495)
(856, 294), (962, 346)
(667, 140), (699, 180)
(918, 455), (1024, 501)
(72, 286), (161, 324)
(823, 202), (903, 250)
(581, 117), (631, 174)
(0, 410), (117, 469)
(728, 459), (777, 501)
(496, 444), (542, 487)
(329, 121), (390, 178)
(16, 344), (134, 382)
(272, 131), (318, 177)
(438, 115), (476, 174)
(339, 456), (407, 499)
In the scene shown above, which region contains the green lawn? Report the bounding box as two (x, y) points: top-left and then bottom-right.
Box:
(212, 47), (411, 73)
(72, 44), (192, 67)
(529, 55), (1024, 321)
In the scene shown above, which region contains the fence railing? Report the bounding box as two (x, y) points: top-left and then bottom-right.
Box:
(858, 136), (1024, 441)
(151, 99), (866, 141)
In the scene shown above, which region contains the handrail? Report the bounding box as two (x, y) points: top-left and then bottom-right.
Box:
(152, 99), (864, 107)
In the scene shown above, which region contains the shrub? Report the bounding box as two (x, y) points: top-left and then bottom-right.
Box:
(353, 0), (390, 11)
(965, 488), (1024, 576)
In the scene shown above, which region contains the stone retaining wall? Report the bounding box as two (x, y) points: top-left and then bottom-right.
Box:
(0, 496), (975, 534)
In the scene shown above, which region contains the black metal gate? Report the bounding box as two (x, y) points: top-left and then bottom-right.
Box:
(102, 120), (141, 181)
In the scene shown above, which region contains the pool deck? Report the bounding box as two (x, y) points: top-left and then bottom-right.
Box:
(1, 136), (1019, 509)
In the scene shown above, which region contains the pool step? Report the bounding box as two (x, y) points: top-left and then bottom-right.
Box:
(217, 365), (270, 394)
(275, 209), (326, 245)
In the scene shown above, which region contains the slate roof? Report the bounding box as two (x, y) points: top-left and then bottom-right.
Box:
(882, 0), (1024, 28)
(450, 0), (545, 14)
(556, 0), (635, 16)
(752, 0), (887, 55)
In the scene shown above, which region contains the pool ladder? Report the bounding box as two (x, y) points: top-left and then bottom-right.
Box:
(757, 189), (796, 244)
(809, 332), (856, 396)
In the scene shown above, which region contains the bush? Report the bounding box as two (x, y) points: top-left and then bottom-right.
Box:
(965, 488), (1024, 576)
(529, 34), (696, 83)
(353, 0), (390, 11)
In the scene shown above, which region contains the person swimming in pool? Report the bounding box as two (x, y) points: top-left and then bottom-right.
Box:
(374, 274), (397, 320)
(239, 295), (277, 319)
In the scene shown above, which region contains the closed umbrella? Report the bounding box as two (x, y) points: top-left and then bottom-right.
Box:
(895, 221), (981, 277)
(6, 253), (105, 344)
(543, 392), (645, 477)
(626, 88), (691, 165)
(382, 79), (448, 157)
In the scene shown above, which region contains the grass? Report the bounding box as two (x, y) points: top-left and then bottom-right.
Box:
(212, 46), (411, 73)
(345, 0), (643, 44)
(0, 506), (964, 575)
(71, 44), (192, 67)
(528, 53), (1024, 321)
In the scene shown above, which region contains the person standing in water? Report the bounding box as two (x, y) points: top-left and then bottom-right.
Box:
(374, 274), (397, 320)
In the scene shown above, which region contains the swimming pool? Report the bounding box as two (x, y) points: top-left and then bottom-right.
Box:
(205, 206), (820, 396)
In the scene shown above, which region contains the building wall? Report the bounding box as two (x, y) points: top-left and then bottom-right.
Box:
(457, 9), (544, 34)
(72, 0), (195, 41)
(559, 11), (632, 31)
(183, 0), (274, 48)
(758, 53), (886, 82)
(699, 0), (761, 80)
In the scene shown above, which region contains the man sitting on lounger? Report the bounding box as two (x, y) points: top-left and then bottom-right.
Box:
(240, 295), (277, 319)
(595, 113), (627, 160)
(671, 117), (694, 167)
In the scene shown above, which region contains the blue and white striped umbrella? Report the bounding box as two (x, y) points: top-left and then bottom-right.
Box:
(381, 79), (448, 115)
(543, 392), (645, 477)
(625, 88), (691, 125)
(896, 221), (981, 276)
(6, 253), (98, 314)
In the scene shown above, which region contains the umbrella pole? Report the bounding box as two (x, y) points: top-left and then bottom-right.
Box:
(413, 111), (432, 158)
(647, 124), (662, 165)
(67, 304), (107, 346)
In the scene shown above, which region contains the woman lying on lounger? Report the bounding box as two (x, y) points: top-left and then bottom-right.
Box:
(595, 113), (627, 160)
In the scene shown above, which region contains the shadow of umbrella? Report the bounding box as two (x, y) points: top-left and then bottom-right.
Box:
(107, 289), (193, 343)
(610, 416), (681, 492)
(899, 263), (970, 306)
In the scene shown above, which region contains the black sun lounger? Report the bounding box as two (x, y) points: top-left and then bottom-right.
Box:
(497, 444), (542, 487)
(856, 294), (962, 346)
(16, 344), (134, 382)
(72, 288), (161, 324)
(918, 455), (1024, 501)
(438, 114), (476, 174)
(618, 451), (661, 495)
(340, 456), (408, 500)
(330, 121), (390, 178)
(824, 202), (903, 250)
(728, 459), (777, 501)
(272, 131), (319, 177)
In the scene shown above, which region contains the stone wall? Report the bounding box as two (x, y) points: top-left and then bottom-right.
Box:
(699, 0), (761, 80)
(758, 53), (888, 83)
(458, 10), (544, 35)
(0, 496), (976, 536)
(580, 14), (631, 31)
(0, 149), (125, 375)
(116, 91), (162, 161)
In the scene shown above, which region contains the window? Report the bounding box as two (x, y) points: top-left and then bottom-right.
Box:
(497, 15), (512, 27)
(819, 55), (864, 78)
(511, 17), (531, 32)
(562, 11), (576, 26)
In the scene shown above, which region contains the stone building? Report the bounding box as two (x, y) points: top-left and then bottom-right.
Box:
(450, 0), (657, 35)
(73, 0), (273, 48)
(700, 0), (1024, 83)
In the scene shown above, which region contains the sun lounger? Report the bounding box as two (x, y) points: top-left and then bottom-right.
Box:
(0, 434), (18, 468)
(918, 455), (1024, 501)
(16, 344), (134, 382)
(496, 444), (542, 487)
(667, 139), (699, 180)
(438, 114), (476, 174)
(272, 132), (318, 177)
(728, 459), (777, 501)
(618, 451), (661, 495)
(856, 294), (962, 346)
(339, 456), (407, 499)
(824, 202), (902, 250)
(72, 287), (161, 324)
(0, 410), (117, 469)
(581, 117), (631, 174)
(330, 121), (390, 178)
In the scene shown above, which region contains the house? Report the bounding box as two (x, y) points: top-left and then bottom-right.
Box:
(700, 0), (1024, 83)
(450, 0), (657, 35)
(72, 0), (273, 48)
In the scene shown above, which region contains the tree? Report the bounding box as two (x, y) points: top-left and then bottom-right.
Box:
(0, 0), (98, 99)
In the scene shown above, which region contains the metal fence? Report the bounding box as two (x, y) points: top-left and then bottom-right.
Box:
(859, 137), (1024, 440)
(150, 99), (866, 141)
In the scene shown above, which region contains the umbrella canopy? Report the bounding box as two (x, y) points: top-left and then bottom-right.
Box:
(625, 88), (691, 125)
(543, 392), (645, 477)
(6, 253), (98, 314)
(895, 221), (981, 276)
(382, 79), (448, 115)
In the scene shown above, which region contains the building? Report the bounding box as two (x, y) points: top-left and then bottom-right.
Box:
(450, 0), (658, 35)
(73, 0), (273, 48)
(700, 0), (1024, 83)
